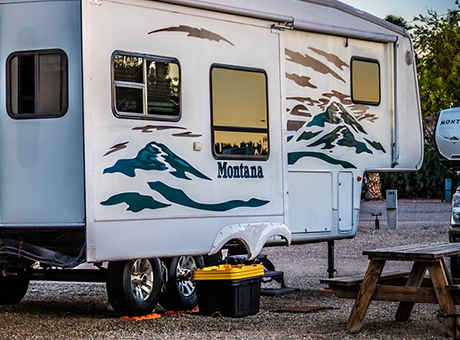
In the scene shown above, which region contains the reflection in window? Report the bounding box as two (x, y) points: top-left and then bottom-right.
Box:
(211, 66), (269, 160)
(351, 58), (380, 105)
(113, 52), (180, 119)
(7, 50), (68, 118)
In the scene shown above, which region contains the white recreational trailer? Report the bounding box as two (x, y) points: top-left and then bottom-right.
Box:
(0, 0), (423, 315)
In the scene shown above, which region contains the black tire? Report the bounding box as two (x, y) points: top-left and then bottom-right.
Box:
(0, 276), (29, 304)
(159, 255), (204, 311)
(106, 258), (162, 316)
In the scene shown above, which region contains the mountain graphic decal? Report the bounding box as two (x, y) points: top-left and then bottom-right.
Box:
(101, 141), (270, 213)
(288, 102), (385, 168)
(103, 141), (211, 181)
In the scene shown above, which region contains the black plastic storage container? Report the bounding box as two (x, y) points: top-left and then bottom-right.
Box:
(193, 264), (263, 317)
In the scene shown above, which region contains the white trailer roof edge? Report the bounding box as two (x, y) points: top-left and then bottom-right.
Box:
(154, 0), (408, 42)
(0, 0), (409, 42)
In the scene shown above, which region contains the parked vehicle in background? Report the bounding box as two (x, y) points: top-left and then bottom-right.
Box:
(435, 107), (460, 276)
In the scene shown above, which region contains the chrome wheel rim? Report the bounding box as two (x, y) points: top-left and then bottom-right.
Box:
(130, 259), (154, 303)
(176, 256), (197, 297)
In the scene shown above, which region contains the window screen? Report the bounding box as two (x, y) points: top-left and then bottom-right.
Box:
(112, 52), (180, 120)
(351, 57), (380, 106)
(7, 49), (68, 118)
(211, 65), (269, 160)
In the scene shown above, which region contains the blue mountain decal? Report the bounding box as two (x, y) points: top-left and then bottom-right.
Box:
(288, 102), (385, 168)
(296, 131), (321, 142)
(104, 141), (211, 180)
(308, 126), (372, 154)
(148, 181), (269, 211)
(307, 102), (366, 134)
(363, 138), (386, 153)
(101, 192), (171, 212)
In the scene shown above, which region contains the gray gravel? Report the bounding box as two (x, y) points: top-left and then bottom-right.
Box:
(0, 199), (455, 339)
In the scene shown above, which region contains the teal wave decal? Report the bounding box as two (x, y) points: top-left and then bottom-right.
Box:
(288, 151), (356, 169)
(101, 192), (171, 212)
(364, 138), (386, 153)
(148, 181), (269, 211)
(104, 141), (211, 181)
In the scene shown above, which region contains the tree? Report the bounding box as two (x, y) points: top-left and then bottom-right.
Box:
(384, 14), (412, 30)
(414, 3), (460, 115)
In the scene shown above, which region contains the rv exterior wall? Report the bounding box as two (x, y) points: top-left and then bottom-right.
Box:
(0, 0), (422, 264)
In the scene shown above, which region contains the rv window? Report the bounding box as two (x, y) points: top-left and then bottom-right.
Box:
(7, 50), (68, 118)
(211, 65), (269, 160)
(351, 58), (380, 106)
(112, 52), (180, 120)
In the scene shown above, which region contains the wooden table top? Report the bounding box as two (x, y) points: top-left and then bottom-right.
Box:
(362, 242), (460, 261)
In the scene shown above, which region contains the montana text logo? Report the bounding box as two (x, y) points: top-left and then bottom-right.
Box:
(441, 119), (460, 125)
(217, 162), (264, 179)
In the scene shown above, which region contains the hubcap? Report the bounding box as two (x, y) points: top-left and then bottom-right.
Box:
(176, 256), (197, 298)
(130, 259), (154, 303)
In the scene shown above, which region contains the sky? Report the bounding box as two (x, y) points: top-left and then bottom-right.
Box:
(340, 0), (456, 22)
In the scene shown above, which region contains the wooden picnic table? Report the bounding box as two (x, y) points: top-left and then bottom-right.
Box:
(321, 242), (460, 337)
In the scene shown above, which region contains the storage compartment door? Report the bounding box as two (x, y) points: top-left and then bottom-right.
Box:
(288, 171), (332, 234)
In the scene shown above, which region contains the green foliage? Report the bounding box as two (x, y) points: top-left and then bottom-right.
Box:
(384, 14), (411, 30)
(413, 4), (460, 115)
(379, 3), (460, 199)
(380, 146), (457, 199)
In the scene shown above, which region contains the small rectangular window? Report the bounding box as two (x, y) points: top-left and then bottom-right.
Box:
(351, 57), (380, 106)
(211, 65), (269, 160)
(112, 52), (180, 120)
(7, 49), (68, 118)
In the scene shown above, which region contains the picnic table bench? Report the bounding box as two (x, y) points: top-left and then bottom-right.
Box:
(320, 242), (460, 337)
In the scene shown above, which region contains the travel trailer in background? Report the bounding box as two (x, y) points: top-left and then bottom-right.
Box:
(435, 107), (460, 168)
(0, 0), (423, 316)
(435, 107), (460, 228)
(435, 107), (460, 276)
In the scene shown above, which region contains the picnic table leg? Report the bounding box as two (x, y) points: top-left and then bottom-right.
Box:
(395, 261), (427, 321)
(441, 257), (454, 285)
(428, 260), (459, 337)
(347, 259), (385, 333)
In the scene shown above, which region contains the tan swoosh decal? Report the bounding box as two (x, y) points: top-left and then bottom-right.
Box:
(309, 47), (349, 70)
(286, 73), (317, 88)
(286, 48), (346, 83)
(149, 25), (234, 46)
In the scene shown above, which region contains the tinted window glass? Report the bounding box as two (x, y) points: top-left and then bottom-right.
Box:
(211, 65), (269, 159)
(8, 50), (68, 118)
(351, 58), (380, 105)
(113, 52), (180, 120)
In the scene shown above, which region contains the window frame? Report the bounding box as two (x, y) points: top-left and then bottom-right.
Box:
(6, 49), (69, 119)
(210, 63), (270, 161)
(111, 50), (181, 122)
(350, 56), (381, 106)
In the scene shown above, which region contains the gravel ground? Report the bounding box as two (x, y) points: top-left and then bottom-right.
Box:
(0, 199), (455, 340)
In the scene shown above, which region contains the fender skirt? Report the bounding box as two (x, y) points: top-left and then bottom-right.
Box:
(208, 222), (291, 260)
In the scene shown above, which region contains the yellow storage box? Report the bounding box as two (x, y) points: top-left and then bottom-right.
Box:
(193, 264), (264, 281)
(193, 264), (264, 317)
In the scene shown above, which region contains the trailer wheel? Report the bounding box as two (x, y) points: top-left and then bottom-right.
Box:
(0, 276), (29, 304)
(106, 258), (162, 316)
(159, 255), (204, 311)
